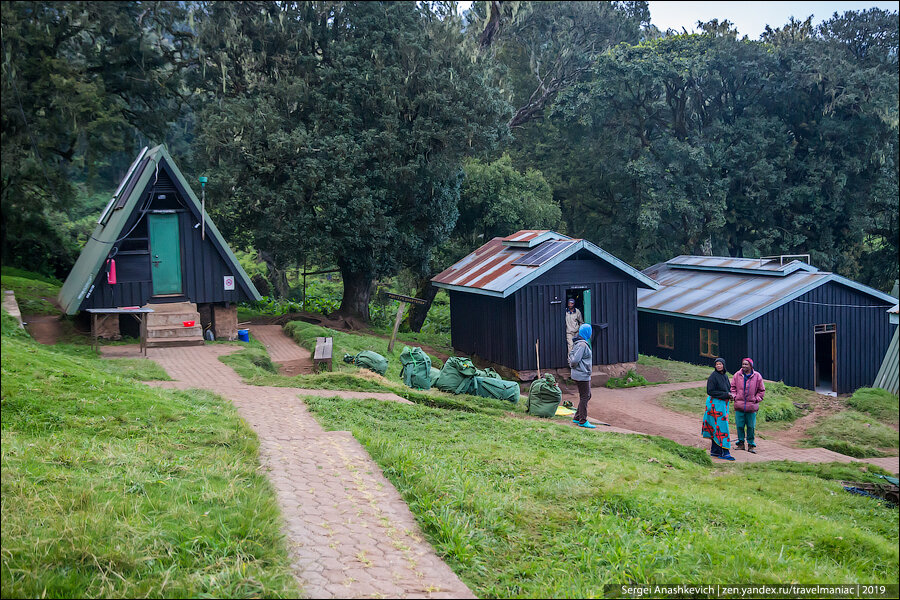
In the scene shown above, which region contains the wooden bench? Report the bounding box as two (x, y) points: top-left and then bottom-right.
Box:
(314, 336), (333, 372)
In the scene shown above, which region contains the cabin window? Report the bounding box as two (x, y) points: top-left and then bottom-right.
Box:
(699, 327), (719, 358)
(657, 322), (674, 349)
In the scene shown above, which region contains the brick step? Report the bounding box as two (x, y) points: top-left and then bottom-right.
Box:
(147, 324), (204, 339)
(147, 311), (201, 327)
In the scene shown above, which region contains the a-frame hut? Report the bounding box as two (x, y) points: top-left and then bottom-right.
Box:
(59, 145), (260, 344)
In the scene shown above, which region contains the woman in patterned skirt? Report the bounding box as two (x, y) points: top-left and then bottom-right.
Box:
(702, 357), (735, 460)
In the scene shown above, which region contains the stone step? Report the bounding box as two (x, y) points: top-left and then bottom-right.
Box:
(146, 338), (205, 348)
(147, 311), (201, 327)
(147, 324), (204, 339)
(146, 301), (198, 313)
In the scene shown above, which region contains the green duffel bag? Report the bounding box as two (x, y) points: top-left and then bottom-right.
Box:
(527, 373), (562, 418)
(434, 356), (478, 395)
(429, 367), (442, 388)
(475, 367), (502, 380)
(399, 346), (432, 390)
(343, 350), (388, 376)
(473, 376), (521, 403)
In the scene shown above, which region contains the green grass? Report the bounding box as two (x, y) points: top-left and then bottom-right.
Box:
(659, 381), (809, 429)
(301, 395), (899, 595)
(847, 387), (899, 426)
(1, 274), (61, 315)
(1, 266), (62, 286)
(802, 410), (899, 458)
(1, 312), (299, 598)
(637, 354), (713, 383)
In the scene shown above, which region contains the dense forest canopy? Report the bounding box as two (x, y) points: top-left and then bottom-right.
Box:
(2, 1), (897, 323)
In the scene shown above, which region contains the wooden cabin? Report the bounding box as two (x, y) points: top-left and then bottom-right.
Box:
(637, 256), (896, 394)
(431, 230), (658, 379)
(59, 145), (260, 345)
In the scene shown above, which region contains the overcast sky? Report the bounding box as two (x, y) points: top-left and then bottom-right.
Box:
(647, 1), (899, 38)
(457, 1), (900, 39)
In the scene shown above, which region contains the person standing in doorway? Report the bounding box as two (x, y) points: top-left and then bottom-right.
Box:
(569, 323), (595, 429)
(565, 298), (584, 357)
(702, 358), (735, 460)
(731, 358), (765, 453)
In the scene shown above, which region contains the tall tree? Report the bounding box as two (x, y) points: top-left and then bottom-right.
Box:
(1, 1), (190, 276)
(195, 1), (507, 321)
(403, 154), (561, 331)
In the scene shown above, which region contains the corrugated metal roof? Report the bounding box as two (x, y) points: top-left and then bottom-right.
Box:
(666, 255), (818, 276)
(638, 257), (896, 325)
(58, 145), (260, 314)
(432, 232), (658, 297)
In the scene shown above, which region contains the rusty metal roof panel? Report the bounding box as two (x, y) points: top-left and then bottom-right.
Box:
(433, 231), (658, 297)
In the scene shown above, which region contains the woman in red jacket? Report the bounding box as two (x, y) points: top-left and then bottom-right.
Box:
(731, 358), (765, 453)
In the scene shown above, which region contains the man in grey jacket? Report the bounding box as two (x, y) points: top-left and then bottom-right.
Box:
(568, 323), (596, 429)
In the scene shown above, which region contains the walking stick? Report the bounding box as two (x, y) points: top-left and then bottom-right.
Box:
(535, 339), (541, 378)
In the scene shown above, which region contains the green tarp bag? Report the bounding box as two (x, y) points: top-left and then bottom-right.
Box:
(473, 376), (521, 403)
(400, 346), (432, 390)
(527, 373), (562, 418)
(475, 367), (502, 380)
(434, 356), (478, 395)
(343, 351), (388, 376)
(429, 367), (442, 388)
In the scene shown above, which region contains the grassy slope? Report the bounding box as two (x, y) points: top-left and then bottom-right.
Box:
(1, 274), (61, 315)
(659, 380), (811, 429)
(220, 334), (523, 417)
(801, 411), (898, 458)
(0, 312), (298, 598)
(848, 387), (899, 426)
(637, 354), (712, 383)
(302, 395), (898, 596)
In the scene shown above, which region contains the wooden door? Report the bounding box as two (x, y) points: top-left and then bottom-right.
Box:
(148, 213), (183, 295)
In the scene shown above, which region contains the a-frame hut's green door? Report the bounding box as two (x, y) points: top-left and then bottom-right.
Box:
(148, 214), (182, 295)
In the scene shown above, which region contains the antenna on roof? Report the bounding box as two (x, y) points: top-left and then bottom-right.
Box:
(198, 176), (208, 240)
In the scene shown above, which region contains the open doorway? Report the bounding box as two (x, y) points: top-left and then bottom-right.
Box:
(565, 288), (591, 326)
(814, 323), (836, 395)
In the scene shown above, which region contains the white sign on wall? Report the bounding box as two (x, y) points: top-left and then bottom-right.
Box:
(224, 275), (235, 291)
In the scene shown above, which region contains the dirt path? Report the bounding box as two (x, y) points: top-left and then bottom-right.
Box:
(564, 381), (899, 474)
(101, 342), (471, 598)
(23, 314), (65, 345)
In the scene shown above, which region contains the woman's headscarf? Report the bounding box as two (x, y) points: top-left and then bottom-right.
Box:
(578, 323), (592, 341)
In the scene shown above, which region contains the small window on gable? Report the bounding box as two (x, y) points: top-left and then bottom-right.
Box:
(700, 327), (719, 358)
(657, 322), (674, 349)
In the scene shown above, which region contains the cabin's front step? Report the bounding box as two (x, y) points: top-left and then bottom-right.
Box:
(145, 301), (204, 347)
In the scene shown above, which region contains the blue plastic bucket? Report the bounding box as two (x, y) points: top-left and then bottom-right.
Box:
(237, 329), (250, 342)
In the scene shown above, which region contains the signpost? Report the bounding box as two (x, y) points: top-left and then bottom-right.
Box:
(384, 292), (428, 352)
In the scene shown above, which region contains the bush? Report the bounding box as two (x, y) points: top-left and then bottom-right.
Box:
(606, 370), (649, 388)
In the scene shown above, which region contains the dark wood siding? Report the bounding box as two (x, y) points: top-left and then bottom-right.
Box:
(447, 251), (641, 371)
(80, 164), (253, 309)
(746, 282), (893, 393)
(448, 291), (517, 366)
(638, 312), (747, 374)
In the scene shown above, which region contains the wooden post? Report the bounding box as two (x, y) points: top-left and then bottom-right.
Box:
(382, 292), (429, 354)
(388, 303), (405, 353)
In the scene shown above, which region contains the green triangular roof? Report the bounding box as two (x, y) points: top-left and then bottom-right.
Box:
(59, 145), (261, 314)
